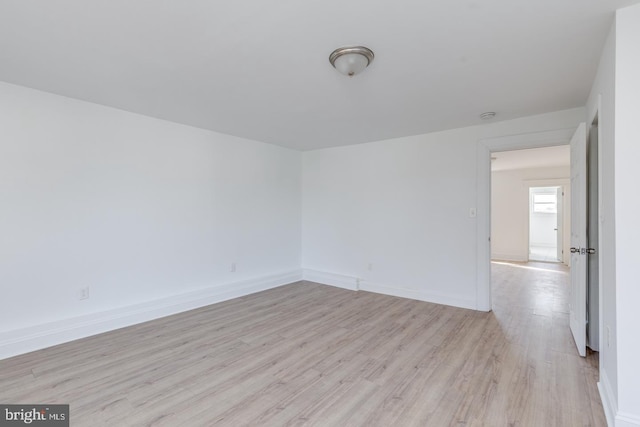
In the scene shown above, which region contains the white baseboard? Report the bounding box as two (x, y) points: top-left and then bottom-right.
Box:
(616, 413), (640, 427)
(302, 269), (358, 291)
(599, 371), (617, 427)
(597, 369), (640, 427)
(302, 269), (475, 310)
(359, 280), (476, 310)
(0, 269), (303, 361)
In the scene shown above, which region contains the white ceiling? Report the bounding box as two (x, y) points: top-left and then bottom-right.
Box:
(491, 145), (570, 172)
(1, 0), (638, 151)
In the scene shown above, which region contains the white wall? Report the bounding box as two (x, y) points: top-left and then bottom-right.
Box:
(0, 81), (302, 358)
(492, 167), (570, 262)
(614, 4), (640, 425)
(588, 6), (640, 425)
(586, 17), (619, 425)
(302, 108), (584, 310)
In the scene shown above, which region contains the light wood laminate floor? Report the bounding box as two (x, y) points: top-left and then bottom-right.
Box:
(0, 261), (604, 426)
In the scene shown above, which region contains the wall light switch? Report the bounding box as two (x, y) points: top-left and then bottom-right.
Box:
(469, 208), (477, 218)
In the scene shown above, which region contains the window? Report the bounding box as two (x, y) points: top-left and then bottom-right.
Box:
(532, 193), (557, 213)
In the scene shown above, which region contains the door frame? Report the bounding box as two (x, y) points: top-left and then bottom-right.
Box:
(475, 127), (575, 311)
(525, 181), (569, 264)
(587, 97), (603, 353)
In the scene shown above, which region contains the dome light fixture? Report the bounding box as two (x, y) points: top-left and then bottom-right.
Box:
(329, 46), (374, 77)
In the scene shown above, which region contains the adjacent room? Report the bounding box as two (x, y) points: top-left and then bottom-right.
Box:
(1, 1), (639, 426)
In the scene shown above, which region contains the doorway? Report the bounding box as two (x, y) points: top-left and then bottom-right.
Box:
(528, 186), (563, 262)
(476, 128), (575, 311)
(478, 123), (601, 355)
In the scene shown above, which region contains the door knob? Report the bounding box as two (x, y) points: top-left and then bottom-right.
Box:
(586, 248), (596, 254)
(570, 247), (579, 253)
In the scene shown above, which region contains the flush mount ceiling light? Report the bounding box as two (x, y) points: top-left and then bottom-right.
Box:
(329, 46), (374, 77)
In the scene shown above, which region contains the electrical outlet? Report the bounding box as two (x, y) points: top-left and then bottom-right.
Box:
(469, 207), (477, 218)
(79, 287), (90, 300)
(231, 262), (236, 273)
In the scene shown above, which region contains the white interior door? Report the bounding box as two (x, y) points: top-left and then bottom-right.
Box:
(556, 186), (563, 262)
(570, 123), (587, 357)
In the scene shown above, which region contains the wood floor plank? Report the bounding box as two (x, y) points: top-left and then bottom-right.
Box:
(0, 262), (605, 426)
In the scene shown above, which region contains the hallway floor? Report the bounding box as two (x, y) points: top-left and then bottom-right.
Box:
(491, 260), (603, 424)
(529, 245), (562, 262)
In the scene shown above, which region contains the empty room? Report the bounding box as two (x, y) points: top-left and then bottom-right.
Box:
(1, 1), (639, 426)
